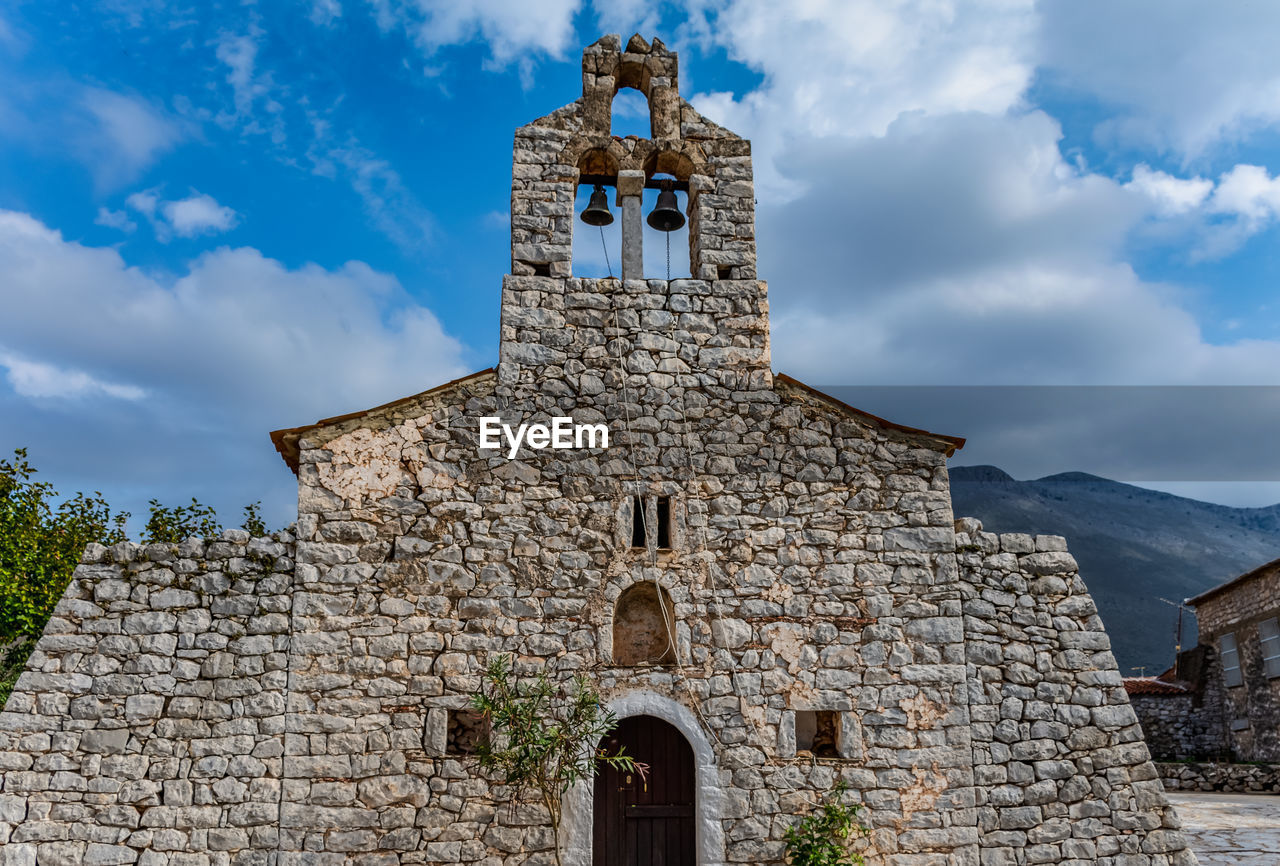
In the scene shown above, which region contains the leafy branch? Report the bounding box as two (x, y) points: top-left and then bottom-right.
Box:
(470, 655), (640, 866)
(783, 782), (871, 866)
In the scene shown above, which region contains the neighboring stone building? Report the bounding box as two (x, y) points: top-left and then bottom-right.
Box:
(1189, 555), (1280, 763)
(1171, 556), (1280, 763)
(0, 34), (1197, 866)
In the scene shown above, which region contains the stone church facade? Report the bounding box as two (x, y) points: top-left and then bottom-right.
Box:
(0, 34), (1196, 866)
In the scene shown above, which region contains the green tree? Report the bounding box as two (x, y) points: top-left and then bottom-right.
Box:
(470, 655), (639, 866)
(0, 449), (128, 704)
(783, 782), (870, 866)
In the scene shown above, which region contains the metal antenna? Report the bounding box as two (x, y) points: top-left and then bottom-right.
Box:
(1156, 596), (1192, 678)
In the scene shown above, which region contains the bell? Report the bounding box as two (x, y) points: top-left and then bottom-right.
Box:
(580, 184), (614, 226)
(646, 183), (685, 232)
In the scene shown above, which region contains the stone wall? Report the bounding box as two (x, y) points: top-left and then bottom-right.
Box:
(956, 518), (1195, 865)
(1127, 645), (1229, 763)
(0, 531), (293, 866)
(1129, 692), (1227, 762)
(1157, 761), (1280, 793)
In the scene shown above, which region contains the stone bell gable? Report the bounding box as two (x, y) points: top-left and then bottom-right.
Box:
(0, 33), (1198, 866)
(509, 33), (756, 283)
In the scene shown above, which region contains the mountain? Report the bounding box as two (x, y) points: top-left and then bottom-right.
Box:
(949, 465), (1280, 675)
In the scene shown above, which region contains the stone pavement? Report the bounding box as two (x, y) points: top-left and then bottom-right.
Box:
(1167, 792), (1280, 865)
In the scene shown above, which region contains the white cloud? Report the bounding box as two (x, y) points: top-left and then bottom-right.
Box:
(0, 209), (467, 415)
(0, 352), (145, 401)
(78, 88), (184, 187)
(125, 189), (158, 217)
(310, 0), (342, 27)
(687, 0), (1038, 197)
(1208, 164), (1280, 223)
(95, 207), (137, 233)
(1123, 163), (1280, 260)
(366, 0), (581, 68)
(1124, 165), (1212, 216)
(123, 188), (239, 241)
(319, 142), (434, 251)
(1037, 0), (1280, 157)
(216, 31), (266, 120)
(747, 111), (1280, 389)
(0, 208), (471, 524)
(162, 192), (240, 237)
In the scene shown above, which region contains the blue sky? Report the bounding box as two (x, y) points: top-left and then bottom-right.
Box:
(4, 1), (1280, 530)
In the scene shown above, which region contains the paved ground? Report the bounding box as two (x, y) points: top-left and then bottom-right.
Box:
(1167, 792), (1280, 865)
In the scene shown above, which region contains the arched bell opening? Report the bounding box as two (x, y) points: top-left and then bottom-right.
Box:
(610, 86), (652, 139)
(612, 581), (677, 666)
(643, 151), (696, 280)
(573, 148), (622, 279)
(641, 174), (691, 280)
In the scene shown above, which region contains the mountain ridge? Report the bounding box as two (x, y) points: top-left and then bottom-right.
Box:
(949, 464), (1280, 673)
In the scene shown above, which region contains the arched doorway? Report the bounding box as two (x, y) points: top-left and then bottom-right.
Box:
(593, 715), (695, 866)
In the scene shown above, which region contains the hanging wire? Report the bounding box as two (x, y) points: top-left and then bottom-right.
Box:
(666, 230), (671, 281)
(600, 225), (614, 279)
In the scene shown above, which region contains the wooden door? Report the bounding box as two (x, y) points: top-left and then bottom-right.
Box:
(593, 715), (696, 866)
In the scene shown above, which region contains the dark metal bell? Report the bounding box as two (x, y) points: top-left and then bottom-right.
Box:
(647, 185), (685, 232)
(580, 184), (614, 226)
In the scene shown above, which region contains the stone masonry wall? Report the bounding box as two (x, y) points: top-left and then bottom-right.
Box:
(955, 517), (1195, 866)
(1157, 761), (1280, 793)
(288, 364), (980, 865)
(1129, 690), (1226, 762)
(0, 531), (294, 866)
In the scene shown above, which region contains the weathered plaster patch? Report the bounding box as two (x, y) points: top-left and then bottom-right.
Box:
(317, 426), (408, 502)
(900, 692), (945, 731)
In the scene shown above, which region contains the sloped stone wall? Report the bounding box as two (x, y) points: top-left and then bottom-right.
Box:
(956, 517), (1196, 866)
(0, 532), (293, 866)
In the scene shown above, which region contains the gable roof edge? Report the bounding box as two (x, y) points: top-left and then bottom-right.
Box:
(268, 367), (496, 474)
(774, 373), (966, 457)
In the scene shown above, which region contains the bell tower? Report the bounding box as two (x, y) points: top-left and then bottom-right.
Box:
(499, 33), (770, 395)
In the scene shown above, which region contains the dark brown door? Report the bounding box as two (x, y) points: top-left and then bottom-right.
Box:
(593, 715), (696, 866)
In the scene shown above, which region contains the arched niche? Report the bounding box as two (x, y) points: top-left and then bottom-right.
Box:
(612, 581), (676, 666)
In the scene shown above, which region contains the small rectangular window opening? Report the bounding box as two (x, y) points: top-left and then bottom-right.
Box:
(1221, 633), (1244, 687)
(447, 709), (487, 756)
(1259, 618), (1280, 678)
(716, 265), (732, 280)
(656, 496), (671, 549)
(631, 495), (647, 549)
(529, 262), (552, 277)
(795, 710), (839, 758)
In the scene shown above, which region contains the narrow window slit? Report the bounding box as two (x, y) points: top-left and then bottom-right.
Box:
(656, 496), (671, 549)
(631, 495), (647, 548)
